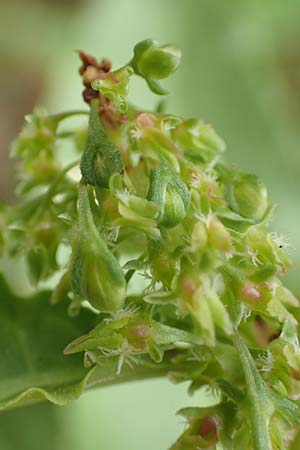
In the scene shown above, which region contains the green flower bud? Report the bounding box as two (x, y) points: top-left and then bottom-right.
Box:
(91, 66), (133, 113)
(224, 172), (268, 220)
(191, 220), (208, 251)
(71, 183), (126, 312)
(172, 119), (225, 163)
(207, 217), (232, 253)
(178, 273), (232, 346)
(148, 158), (190, 228)
(80, 100), (123, 188)
(115, 190), (160, 240)
(132, 39), (181, 80)
(267, 232), (294, 270)
(164, 187), (188, 228)
(245, 228), (293, 271)
(149, 240), (177, 289)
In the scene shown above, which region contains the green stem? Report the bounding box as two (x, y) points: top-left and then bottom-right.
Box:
(232, 331), (273, 450)
(86, 357), (178, 390)
(48, 110), (89, 123)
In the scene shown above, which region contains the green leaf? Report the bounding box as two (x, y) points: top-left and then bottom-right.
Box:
(0, 273), (96, 410)
(0, 274), (180, 411)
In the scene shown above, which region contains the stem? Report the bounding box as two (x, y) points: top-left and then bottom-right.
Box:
(86, 357), (177, 390)
(233, 331), (273, 450)
(0, 358), (179, 411)
(48, 110), (89, 123)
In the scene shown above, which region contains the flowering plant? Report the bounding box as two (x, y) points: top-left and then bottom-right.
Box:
(1, 39), (299, 450)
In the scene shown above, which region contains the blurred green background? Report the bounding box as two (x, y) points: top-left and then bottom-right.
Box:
(0, 0), (300, 449)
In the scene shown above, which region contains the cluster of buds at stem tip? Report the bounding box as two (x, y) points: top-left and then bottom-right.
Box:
(87, 38), (182, 113)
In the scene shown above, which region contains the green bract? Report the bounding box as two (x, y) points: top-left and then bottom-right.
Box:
(80, 100), (123, 187)
(147, 158), (190, 228)
(2, 39), (300, 450)
(91, 66), (134, 113)
(71, 183), (126, 312)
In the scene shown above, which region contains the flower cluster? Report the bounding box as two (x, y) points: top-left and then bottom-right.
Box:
(3, 40), (300, 449)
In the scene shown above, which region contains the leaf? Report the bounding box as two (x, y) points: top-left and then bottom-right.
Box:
(0, 273), (97, 410)
(0, 274), (184, 411)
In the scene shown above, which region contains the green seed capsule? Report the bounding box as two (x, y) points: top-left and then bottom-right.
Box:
(148, 158), (190, 228)
(133, 39), (157, 65)
(225, 172), (268, 220)
(80, 100), (123, 188)
(71, 183), (126, 312)
(132, 39), (181, 80)
(137, 44), (181, 80)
